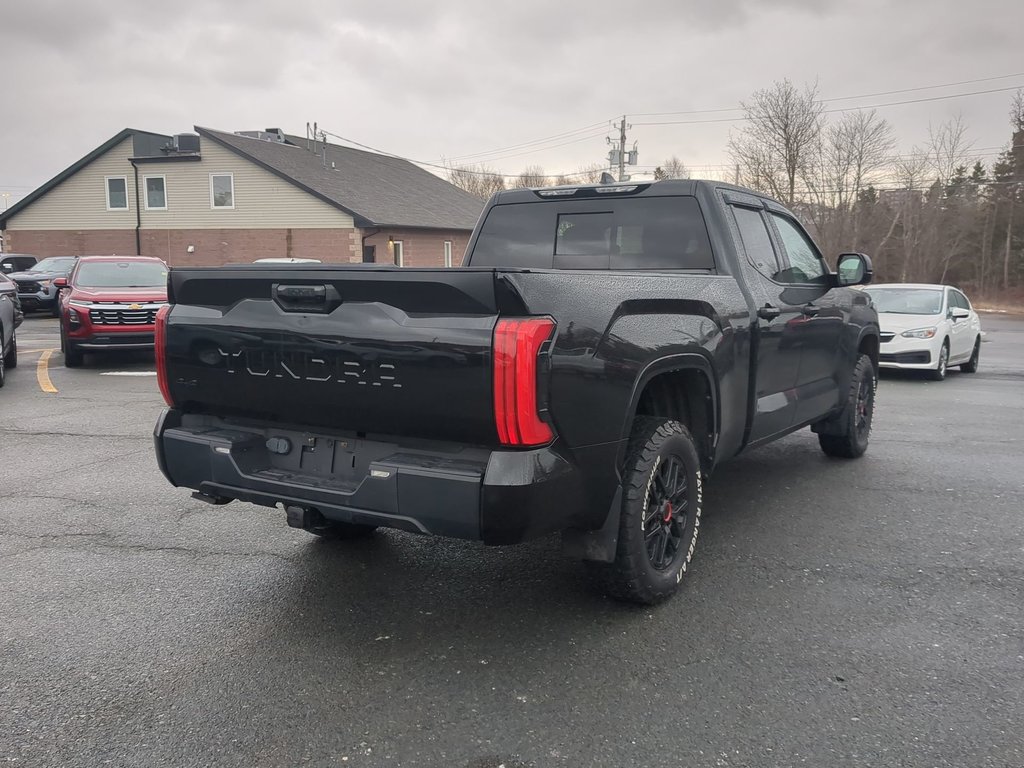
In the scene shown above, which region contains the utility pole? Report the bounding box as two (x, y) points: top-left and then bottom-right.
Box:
(617, 116), (627, 182)
(607, 116), (637, 182)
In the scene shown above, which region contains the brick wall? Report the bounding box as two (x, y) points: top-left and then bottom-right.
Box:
(2, 228), (360, 266)
(4, 226), (472, 267)
(361, 228), (473, 267)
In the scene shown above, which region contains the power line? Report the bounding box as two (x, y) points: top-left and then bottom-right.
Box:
(633, 84), (1023, 126)
(629, 71), (1024, 118)
(446, 119), (616, 162)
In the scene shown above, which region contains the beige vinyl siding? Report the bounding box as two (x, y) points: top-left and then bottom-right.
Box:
(136, 142), (353, 229)
(10, 137), (354, 231)
(9, 139), (138, 230)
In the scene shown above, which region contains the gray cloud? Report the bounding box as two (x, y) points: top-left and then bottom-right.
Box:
(2, 0), (1022, 205)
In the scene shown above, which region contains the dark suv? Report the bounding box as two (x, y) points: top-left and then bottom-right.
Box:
(9, 256), (78, 316)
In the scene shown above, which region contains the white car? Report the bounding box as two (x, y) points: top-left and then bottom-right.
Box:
(863, 283), (982, 380)
(252, 258), (322, 264)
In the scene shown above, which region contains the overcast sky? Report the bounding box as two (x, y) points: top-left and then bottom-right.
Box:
(2, 0), (1022, 206)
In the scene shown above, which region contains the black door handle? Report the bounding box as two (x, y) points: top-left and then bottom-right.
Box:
(801, 304), (821, 317)
(272, 283), (341, 313)
(757, 304), (781, 321)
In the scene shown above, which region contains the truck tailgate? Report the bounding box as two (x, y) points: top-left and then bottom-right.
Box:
(164, 267), (505, 444)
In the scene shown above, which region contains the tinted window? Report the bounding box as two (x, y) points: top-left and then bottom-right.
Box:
(75, 261), (167, 288)
(769, 213), (827, 283)
(732, 206), (779, 278)
(951, 290), (970, 310)
(471, 196), (715, 270)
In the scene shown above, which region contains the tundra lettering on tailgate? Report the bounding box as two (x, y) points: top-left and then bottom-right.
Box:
(217, 346), (402, 388)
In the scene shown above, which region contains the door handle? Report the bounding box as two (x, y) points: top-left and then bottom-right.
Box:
(801, 304), (821, 317)
(757, 304), (781, 321)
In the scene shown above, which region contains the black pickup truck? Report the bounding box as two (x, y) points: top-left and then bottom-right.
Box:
(154, 180), (879, 604)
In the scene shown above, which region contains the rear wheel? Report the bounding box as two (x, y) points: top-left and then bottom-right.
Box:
(960, 337), (980, 373)
(589, 417), (703, 605)
(0, 327), (6, 388)
(927, 342), (949, 381)
(817, 354), (875, 459)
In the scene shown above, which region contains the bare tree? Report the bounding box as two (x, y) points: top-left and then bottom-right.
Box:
(445, 163), (507, 199)
(927, 115), (974, 185)
(728, 79), (824, 206)
(1010, 88), (1024, 133)
(653, 155), (689, 180)
(572, 163), (607, 183)
(801, 110), (895, 254)
(513, 165), (549, 188)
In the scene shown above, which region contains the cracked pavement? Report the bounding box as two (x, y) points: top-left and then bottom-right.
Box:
(1, 315), (1023, 768)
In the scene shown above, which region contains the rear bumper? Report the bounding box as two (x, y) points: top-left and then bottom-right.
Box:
(154, 410), (605, 545)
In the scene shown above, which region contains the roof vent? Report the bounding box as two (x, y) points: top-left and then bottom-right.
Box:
(237, 130), (286, 143)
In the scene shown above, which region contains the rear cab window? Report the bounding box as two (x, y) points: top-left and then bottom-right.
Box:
(469, 196), (716, 271)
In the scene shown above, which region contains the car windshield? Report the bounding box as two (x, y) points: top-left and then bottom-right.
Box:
(29, 257), (77, 272)
(75, 261), (167, 288)
(864, 287), (944, 315)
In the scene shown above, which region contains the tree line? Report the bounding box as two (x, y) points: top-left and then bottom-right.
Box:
(446, 84), (1024, 299)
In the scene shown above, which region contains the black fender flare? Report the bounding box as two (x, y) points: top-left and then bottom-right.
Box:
(563, 353), (719, 564)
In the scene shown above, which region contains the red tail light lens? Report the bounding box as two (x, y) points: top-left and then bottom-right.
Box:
(155, 304), (173, 406)
(493, 317), (556, 446)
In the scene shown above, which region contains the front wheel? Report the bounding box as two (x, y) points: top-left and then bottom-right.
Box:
(816, 354), (875, 459)
(3, 330), (16, 370)
(589, 417), (703, 605)
(960, 338), (980, 373)
(927, 342), (949, 381)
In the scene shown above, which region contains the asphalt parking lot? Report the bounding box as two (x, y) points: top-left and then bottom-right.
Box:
(2, 315), (1022, 768)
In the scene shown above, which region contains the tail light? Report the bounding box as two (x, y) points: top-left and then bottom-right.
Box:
(155, 304), (173, 406)
(493, 317), (556, 446)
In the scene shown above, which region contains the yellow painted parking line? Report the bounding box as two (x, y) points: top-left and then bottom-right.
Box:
(36, 349), (58, 394)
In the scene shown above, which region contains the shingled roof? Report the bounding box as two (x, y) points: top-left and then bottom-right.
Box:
(197, 127), (484, 230)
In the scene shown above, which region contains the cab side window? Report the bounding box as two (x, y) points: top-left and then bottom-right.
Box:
(732, 206), (781, 280)
(769, 213), (828, 284)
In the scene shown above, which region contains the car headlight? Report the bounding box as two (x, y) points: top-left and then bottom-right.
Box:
(67, 308), (81, 325)
(901, 327), (937, 339)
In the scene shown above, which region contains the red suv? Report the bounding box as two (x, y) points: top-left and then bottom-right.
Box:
(56, 256), (168, 367)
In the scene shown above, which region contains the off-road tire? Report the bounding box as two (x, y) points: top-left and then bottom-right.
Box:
(817, 354), (876, 459)
(960, 337), (980, 373)
(589, 417), (703, 605)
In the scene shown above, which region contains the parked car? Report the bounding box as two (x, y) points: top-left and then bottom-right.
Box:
(0, 272), (24, 328)
(252, 258), (322, 264)
(0, 274), (18, 387)
(153, 179), (879, 605)
(57, 256), (168, 367)
(863, 283), (982, 380)
(9, 256), (78, 316)
(1, 254), (38, 275)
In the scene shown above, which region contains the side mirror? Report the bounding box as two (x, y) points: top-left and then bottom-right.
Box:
(53, 277), (68, 288)
(836, 252), (873, 286)
(950, 307), (970, 320)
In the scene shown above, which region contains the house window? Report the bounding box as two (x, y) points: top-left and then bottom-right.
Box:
(144, 175), (167, 210)
(444, 240), (453, 268)
(210, 173), (234, 209)
(393, 240), (404, 267)
(105, 176), (128, 210)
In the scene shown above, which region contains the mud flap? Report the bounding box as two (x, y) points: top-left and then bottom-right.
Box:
(560, 487), (622, 563)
